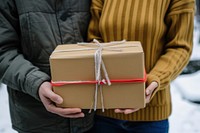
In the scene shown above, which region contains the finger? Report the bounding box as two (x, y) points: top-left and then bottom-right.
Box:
(114, 109), (125, 113)
(40, 95), (53, 108)
(62, 108), (83, 114)
(146, 81), (158, 95)
(47, 105), (82, 115)
(45, 104), (85, 118)
(124, 109), (140, 114)
(44, 89), (63, 104)
(59, 113), (85, 118)
(145, 94), (151, 103)
(115, 108), (140, 114)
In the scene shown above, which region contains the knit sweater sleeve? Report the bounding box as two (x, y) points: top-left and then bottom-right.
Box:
(148, 0), (195, 99)
(87, 0), (103, 42)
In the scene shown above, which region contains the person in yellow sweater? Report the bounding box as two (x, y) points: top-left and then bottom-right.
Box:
(87, 0), (195, 132)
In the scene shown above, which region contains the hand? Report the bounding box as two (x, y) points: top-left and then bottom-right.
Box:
(38, 81), (84, 118)
(114, 81), (158, 114)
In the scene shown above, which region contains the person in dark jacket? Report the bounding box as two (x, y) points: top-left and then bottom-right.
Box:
(0, 0), (94, 133)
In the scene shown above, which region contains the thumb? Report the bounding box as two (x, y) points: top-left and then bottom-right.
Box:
(39, 82), (63, 104)
(43, 87), (63, 104)
(146, 81), (158, 95)
(44, 88), (63, 104)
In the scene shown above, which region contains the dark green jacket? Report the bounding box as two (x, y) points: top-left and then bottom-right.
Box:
(0, 0), (94, 133)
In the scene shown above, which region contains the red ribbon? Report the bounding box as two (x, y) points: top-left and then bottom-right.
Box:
(51, 72), (147, 87)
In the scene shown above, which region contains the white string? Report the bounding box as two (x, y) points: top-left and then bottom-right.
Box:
(85, 39), (126, 111)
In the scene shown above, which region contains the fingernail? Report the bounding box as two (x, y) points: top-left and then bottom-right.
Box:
(124, 110), (131, 114)
(56, 97), (63, 104)
(81, 113), (85, 117)
(115, 109), (120, 113)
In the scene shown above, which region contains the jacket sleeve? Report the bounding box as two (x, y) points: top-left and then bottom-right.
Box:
(0, 0), (50, 101)
(147, 0), (195, 99)
(87, 0), (103, 42)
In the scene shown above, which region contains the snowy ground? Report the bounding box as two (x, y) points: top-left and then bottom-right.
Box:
(0, 17), (200, 133)
(169, 79), (200, 133)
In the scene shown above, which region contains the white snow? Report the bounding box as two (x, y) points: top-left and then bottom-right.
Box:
(173, 71), (200, 102)
(0, 84), (17, 133)
(169, 82), (200, 133)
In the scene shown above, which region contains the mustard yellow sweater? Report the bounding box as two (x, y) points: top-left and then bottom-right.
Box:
(88, 0), (195, 121)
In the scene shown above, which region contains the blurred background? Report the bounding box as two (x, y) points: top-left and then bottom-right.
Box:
(1, 1), (200, 133)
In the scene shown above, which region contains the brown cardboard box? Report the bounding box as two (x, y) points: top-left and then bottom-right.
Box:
(50, 41), (146, 109)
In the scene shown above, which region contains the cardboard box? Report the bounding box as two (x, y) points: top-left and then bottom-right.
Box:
(50, 41), (146, 109)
